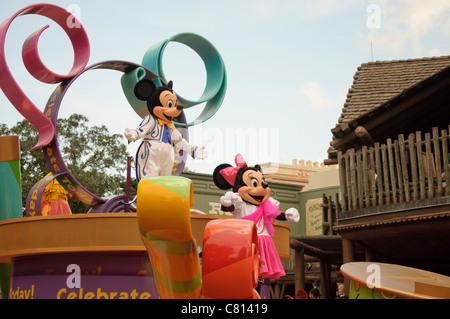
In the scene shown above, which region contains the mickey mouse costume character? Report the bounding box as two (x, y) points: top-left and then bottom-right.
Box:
(213, 154), (300, 280)
(124, 80), (207, 180)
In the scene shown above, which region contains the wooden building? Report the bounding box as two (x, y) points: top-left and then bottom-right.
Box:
(324, 56), (450, 295)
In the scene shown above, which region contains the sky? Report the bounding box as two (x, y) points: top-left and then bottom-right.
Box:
(1, 0), (449, 176)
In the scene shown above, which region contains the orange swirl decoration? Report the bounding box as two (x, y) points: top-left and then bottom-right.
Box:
(202, 219), (260, 299)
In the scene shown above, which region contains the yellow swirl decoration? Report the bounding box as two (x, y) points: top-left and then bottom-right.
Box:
(136, 176), (201, 299)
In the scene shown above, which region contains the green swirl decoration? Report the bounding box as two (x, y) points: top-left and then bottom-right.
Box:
(121, 33), (227, 127)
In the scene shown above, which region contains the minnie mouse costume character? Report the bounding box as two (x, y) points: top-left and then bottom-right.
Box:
(213, 154), (300, 280)
(124, 80), (207, 180)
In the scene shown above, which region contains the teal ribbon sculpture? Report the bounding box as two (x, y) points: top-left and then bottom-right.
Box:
(121, 33), (227, 127)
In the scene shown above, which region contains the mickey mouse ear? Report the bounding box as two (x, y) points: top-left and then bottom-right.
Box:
(134, 79), (156, 101)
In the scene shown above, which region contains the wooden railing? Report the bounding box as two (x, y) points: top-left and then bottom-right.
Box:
(337, 126), (450, 212)
(321, 194), (339, 235)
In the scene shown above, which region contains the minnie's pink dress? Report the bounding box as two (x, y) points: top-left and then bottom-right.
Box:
(232, 198), (285, 280)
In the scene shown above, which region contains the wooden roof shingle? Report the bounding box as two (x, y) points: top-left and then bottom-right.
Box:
(338, 56), (450, 125)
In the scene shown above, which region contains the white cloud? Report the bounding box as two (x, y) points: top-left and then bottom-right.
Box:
(429, 48), (442, 57)
(363, 0), (450, 57)
(299, 82), (344, 110)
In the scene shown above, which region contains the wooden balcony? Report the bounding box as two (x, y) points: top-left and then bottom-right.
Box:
(336, 126), (450, 219)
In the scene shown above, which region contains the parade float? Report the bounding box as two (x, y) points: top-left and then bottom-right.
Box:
(0, 3), (292, 299)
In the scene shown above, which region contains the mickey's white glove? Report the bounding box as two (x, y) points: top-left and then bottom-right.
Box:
(175, 139), (208, 160)
(191, 146), (208, 160)
(124, 128), (138, 142)
(220, 192), (242, 210)
(285, 208), (300, 223)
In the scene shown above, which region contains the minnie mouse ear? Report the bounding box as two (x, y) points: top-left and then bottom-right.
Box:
(213, 163), (233, 190)
(134, 79), (156, 101)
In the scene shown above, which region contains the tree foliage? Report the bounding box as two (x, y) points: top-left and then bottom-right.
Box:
(0, 114), (135, 214)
